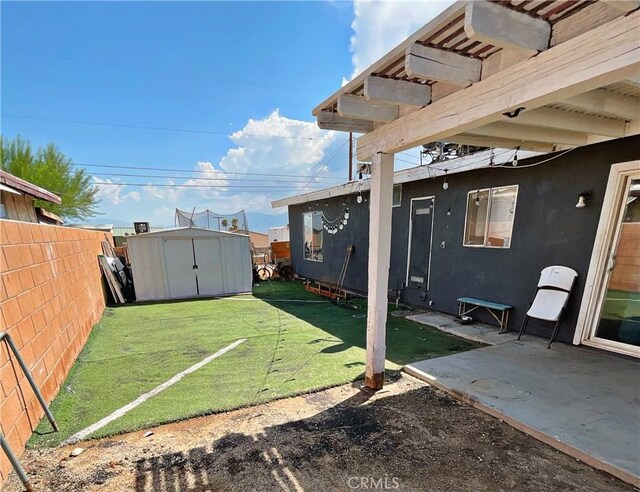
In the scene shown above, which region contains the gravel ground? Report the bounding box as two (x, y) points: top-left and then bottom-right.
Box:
(3, 374), (633, 492)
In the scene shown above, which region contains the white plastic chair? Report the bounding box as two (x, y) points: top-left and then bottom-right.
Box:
(518, 266), (578, 348)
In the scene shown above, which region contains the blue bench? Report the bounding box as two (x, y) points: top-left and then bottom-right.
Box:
(457, 297), (513, 333)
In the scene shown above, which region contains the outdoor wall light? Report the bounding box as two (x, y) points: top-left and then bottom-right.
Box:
(576, 190), (592, 208)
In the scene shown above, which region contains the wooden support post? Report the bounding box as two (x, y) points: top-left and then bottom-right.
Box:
(365, 151), (394, 390)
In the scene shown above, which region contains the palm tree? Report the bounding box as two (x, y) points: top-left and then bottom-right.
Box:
(221, 218), (228, 231)
(230, 218), (239, 231)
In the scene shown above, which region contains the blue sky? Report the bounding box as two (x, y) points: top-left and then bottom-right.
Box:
(2, 1), (450, 231)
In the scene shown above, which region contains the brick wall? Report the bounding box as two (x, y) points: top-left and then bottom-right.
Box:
(609, 223), (640, 292)
(0, 220), (108, 483)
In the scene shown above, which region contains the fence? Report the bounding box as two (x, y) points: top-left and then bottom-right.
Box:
(0, 221), (108, 483)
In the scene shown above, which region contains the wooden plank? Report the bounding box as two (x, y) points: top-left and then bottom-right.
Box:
(99, 255), (125, 303)
(312, 1), (467, 116)
(364, 76), (431, 107)
(464, 1), (550, 53)
(551, 1), (624, 45)
(365, 151), (394, 390)
(445, 134), (557, 153)
(467, 121), (589, 146)
(510, 107), (628, 138)
(4, 193), (19, 221)
(357, 12), (640, 160)
(559, 89), (640, 121)
(316, 111), (373, 133)
(605, 0), (640, 13)
(337, 94), (399, 122)
(405, 43), (481, 86)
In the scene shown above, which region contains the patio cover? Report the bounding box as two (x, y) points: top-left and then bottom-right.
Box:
(309, 0), (640, 389)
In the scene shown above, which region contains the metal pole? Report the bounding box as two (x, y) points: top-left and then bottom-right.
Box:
(0, 332), (59, 432)
(0, 433), (34, 492)
(348, 132), (353, 181)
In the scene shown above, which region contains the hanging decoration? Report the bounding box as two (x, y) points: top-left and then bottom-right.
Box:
(321, 206), (350, 235)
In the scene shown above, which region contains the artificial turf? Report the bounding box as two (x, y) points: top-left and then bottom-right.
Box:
(30, 281), (479, 447)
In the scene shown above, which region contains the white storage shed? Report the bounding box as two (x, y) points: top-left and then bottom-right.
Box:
(127, 227), (252, 302)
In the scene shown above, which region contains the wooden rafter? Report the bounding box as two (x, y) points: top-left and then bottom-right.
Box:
(357, 12), (640, 160)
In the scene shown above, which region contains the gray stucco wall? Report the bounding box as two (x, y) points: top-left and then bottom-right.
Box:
(288, 135), (640, 342)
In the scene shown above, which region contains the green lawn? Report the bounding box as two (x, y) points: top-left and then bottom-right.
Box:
(31, 281), (478, 447)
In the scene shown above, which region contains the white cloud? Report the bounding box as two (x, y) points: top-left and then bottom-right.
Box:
(93, 178), (141, 205)
(138, 110), (341, 216)
(347, 0), (455, 79)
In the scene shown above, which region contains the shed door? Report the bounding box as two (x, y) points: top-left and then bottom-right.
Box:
(163, 239), (198, 298)
(194, 239), (225, 296)
(406, 197), (435, 291)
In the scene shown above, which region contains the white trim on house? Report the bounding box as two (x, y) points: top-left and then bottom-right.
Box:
(271, 149), (539, 208)
(573, 160), (640, 358)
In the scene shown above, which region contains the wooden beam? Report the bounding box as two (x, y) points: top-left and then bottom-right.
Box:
(365, 151), (394, 390)
(312, 2), (466, 116)
(508, 107), (628, 138)
(605, 0), (640, 13)
(357, 12), (640, 160)
(405, 44), (481, 86)
(337, 94), (399, 123)
(316, 111), (373, 133)
(364, 76), (431, 107)
(446, 134), (556, 153)
(467, 122), (588, 146)
(464, 1), (550, 54)
(559, 89), (640, 121)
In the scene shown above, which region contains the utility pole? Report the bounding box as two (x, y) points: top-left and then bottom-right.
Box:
(348, 132), (353, 181)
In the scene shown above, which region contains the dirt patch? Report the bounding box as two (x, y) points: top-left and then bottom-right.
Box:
(4, 375), (632, 491)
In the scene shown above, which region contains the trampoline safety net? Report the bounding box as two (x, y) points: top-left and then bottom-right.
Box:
(175, 208), (249, 233)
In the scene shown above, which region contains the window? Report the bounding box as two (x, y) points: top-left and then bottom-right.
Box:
(303, 211), (323, 261)
(393, 184), (402, 207)
(0, 204), (6, 219)
(464, 185), (518, 248)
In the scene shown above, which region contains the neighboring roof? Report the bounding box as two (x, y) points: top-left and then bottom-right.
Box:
(126, 226), (250, 239)
(272, 148), (539, 208)
(0, 170), (62, 204)
(35, 207), (63, 224)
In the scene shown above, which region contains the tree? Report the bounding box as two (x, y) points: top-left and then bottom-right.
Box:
(221, 218), (228, 231)
(230, 218), (239, 231)
(1, 136), (99, 221)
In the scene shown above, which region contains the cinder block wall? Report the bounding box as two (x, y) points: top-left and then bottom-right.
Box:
(0, 221), (108, 483)
(609, 223), (640, 292)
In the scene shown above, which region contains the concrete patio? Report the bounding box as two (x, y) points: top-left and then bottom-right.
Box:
(404, 318), (640, 486)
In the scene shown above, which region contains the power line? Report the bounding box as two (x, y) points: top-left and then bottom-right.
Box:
(73, 162), (343, 179)
(2, 114), (331, 141)
(87, 171), (344, 184)
(93, 181), (330, 190)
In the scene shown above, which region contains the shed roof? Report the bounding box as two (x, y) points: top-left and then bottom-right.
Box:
(314, 0), (639, 158)
(126, 226), (250, 239)
(0, 170), (62, 204)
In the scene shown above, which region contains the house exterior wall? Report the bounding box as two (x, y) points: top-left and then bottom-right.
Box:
(288, 136), (640, 343)
(1, 193), (38, 223)
(0, 221), (107, 483)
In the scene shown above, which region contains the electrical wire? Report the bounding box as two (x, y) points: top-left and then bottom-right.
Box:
(1, 114), (331, 141)
(92, 181), (330, 189)
(87, 171), (344, 184)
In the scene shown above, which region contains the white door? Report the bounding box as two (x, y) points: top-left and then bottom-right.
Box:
(194, 239), (225, 296)
(576, 160), (640, 357)
(163, 239), (197, 298)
